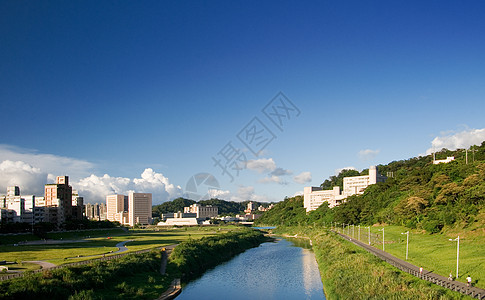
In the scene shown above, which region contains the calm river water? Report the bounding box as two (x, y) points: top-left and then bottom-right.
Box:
(177, 238), (325, 300)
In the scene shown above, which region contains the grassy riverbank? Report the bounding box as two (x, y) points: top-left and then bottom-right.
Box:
(0, 226), (234, 270)
(0, 250), (166, 300)
(273, 226), (473, 300)
(0, 227), (268, 299)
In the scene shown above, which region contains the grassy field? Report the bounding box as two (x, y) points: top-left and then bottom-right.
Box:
(334, 224), (485, 289)
(0, 226), (238, 271)
(275, 226), (474, 299)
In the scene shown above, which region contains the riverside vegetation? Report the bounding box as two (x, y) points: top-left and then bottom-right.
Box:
(0, 228), (267, 300)
(255, 143), (485, 299)
(275, 226), (471, 300)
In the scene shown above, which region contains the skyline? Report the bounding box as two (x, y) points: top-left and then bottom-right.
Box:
(1, 1), (485, 204)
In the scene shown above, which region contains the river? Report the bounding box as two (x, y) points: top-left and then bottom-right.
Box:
(177, 238), (325, 300)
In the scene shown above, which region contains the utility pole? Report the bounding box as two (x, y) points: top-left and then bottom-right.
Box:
(401, 231), (409, 260)
(449, 236), (460, 279)
(378, 228), (385, 251)
(471, 146), (478, 163)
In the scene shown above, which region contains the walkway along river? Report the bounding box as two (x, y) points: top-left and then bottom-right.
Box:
(334, 230), (485, 299)
(176, 238), (325, 300)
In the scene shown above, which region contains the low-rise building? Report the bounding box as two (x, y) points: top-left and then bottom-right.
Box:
(183, 204), (218, 219)
(433, 156), (455, 164)
(304, 166), (386, 212)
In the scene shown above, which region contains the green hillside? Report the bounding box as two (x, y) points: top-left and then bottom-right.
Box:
(153, 198), (273, 217)
(256, 142), (485, 233)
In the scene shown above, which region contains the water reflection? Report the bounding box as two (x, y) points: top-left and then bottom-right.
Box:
(177, 239), (325, 300)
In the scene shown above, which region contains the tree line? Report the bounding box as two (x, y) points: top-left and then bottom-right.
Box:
(256, 141), (485, 233)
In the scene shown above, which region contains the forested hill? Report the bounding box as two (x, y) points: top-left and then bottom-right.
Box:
(255, 142), (485, 233)
(153, 198), (272, 217)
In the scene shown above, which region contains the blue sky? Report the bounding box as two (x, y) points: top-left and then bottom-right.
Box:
(1, 1), (485, 204)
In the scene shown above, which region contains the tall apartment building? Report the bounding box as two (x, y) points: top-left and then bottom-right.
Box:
(71, 190), (84, 220)
(104, 193), (152, 226)
(44, 176), (73, 224)
(85, 203), (107, 221)
(128, 192), (152, 226)
(304, 166), (386, 212)
(106, 194), (129, 224)
(184, 203), (218, 219)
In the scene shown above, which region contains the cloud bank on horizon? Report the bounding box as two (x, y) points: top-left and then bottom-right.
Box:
(2, 127), (485, 204)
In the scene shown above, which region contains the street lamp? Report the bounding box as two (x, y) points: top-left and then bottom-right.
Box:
(449, 236), (460, 279)
(401, 231), (409, 260)
(367, 226), (371, 245)
(378, 228), (385, 251)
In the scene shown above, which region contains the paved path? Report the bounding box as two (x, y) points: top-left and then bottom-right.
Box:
(22, 261), (57, 269)
(334, 230), (485, 299)
(111, 240), (134, 254)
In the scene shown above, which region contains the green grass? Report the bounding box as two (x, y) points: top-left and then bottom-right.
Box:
(0, 226), (242, 269)
(340, 225), (485, 288)
(275, 226), (473, 300)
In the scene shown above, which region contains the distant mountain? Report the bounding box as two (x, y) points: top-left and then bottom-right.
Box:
(256, 141), (485, 233)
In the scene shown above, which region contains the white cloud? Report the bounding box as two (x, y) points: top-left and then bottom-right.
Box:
(426, 128), (485, 154)
(0, 160), (48, 195)
(334, 166), (357, 175)
(293, 190), (303, 197)
(358, 149), (380, 161)
(258, 175), (288, 185)
(73, 169), (183, 205)
(207, 189), (231, 199)
(0, 144), (94, 180)
(293, 171), (312, 184)
(270, 167), (293, 176)
(245, 158), (276, 173)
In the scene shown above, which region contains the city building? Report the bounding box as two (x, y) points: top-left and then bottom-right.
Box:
(44, 176), (73, 224)
(85, 203), (107, 221)
(183, 203), (218, 219)
(158, 212), (201, 226)
(71, 190), (84, 220)
(106, 194), (129, 224)
(304, 166), (386, 212)
(128, 192), (152, 226)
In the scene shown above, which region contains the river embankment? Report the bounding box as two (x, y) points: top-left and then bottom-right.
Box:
(272, 226), (470, 299)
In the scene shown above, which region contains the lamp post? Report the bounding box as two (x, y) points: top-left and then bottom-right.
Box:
(449, 236), (460, 279)
(367, 226), (371, 245)
(378, 228), (385, 251)
(401, 231), (409, 260)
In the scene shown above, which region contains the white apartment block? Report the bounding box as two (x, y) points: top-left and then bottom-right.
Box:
(304, 166), (386, 212)
(303, 186), (345, 212)
(184, 203), (218, 219)
(128, 192), (152, 226)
